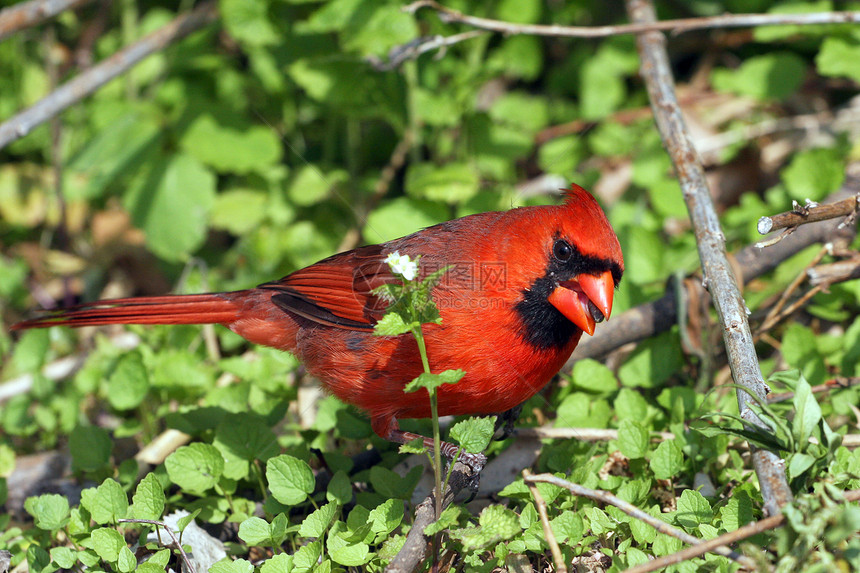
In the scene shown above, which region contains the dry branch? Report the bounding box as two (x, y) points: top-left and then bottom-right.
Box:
(0, 0), (94, 42)
(386, 461), (479, 573)
(758, 194), (859, 235)
(524, 473), (755, 568)
(0, 1), (218, 151)
(408, 0), (860, 39)
(625, 0), (792, 516)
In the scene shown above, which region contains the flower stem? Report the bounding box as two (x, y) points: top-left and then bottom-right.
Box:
(413, 326), (443, 519)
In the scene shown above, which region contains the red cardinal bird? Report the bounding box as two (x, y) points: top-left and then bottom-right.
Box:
(13, 185), (623, 463)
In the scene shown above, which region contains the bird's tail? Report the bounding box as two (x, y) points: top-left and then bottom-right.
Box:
(11, 293), (243, 330)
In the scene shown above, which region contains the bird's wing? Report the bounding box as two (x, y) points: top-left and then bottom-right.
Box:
(258, 244), (393, 331)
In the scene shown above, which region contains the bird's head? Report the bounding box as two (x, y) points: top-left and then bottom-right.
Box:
(509, 185), (624, 348)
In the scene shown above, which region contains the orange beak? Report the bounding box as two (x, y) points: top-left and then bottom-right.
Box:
(547, 270), (615, 336)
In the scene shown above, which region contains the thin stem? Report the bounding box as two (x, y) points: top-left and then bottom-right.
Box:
(413, 326), (443, 519)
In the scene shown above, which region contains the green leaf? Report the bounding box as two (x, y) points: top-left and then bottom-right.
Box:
(210, 189), (269, 235)
(373, 313), (416, 337)
(239, 516), (273, 546)
(405, 162), (480, 204)
(132, 472), (165, 521)
(260, 553), (294, 573)
(711, 52), (806, 100)
(340, 4), (417, 57)
(65, 111), (162, 201)
(176, 508), (201, 532)
(450, 417), (494, 454)
(792, 374), (823, 449)
(9, 328), (49, 376)
(423, 505), (461, 536)
(617, 419), (649, 460)
(24, 493), (70, 531)
(369, 465), (422, 500)
(787, 452), (816, 480)
(287, 165), (347, 207)
(368, 498), (404, 536)
(210, 557), (255, 573)
(650, 439), (684, 479)
(363, 197), (449, 244)
(781, 147), (845, 203)
(49, 547), (77, 569)
(327, 471), (353, 505)
(220, 0), (278, 46)
(117, 546), (137, 573)
(299, 502), (338, 538)
(676, 489), (713, 529)
(91, 527), (126, 562)
(266, 454), (315, 506)
(165, 443), (225, 494)
(452, 505), (521, 550)
(107, 351), (149, 411)
(181, 115), (283, 175)
(817, 37), (860, 82)
(550, 511), (584, 544)
(404, 369), (466, 394)
(69, 424), (113, 472)
(81, 478), (129, 525)
(555, 393), (611, 428)
(123, 154), (217, 262)
(214, 413), (279, 480)
(571, 359), (618, 393)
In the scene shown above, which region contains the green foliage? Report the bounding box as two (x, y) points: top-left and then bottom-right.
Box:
(2, 0), (859, 570)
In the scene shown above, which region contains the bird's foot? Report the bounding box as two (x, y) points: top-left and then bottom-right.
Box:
(493, 404), (523, 441)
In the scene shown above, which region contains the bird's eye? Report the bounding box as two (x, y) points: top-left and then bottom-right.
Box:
(553, 239), (572, 262)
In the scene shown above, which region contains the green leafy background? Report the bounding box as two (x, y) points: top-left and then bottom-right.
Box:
(2, 0), (860, 571)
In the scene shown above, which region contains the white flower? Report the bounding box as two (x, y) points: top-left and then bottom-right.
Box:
(384, 251), (418, 281)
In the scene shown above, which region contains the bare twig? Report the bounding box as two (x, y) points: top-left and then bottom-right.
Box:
(117, 518), (195, 573)
(524, 474), (755, 568)
(517, 427), (674, 441)
(758, 194), (859, 236)
(807, 257), (860, 286)
(0, 1), (218, 151)
(386, 461), (478, 573)
(523, 470), (567, 573)
(408, 0), (860, 39)
(625, 0), (792, 516)
(624, 490), (860, 573)
(0, 0), (94, 42)
(368, 30), (487, 70)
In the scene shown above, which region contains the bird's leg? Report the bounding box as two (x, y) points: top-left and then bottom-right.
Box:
(388, 429), (487, 473)
(493, 403), (523, 441)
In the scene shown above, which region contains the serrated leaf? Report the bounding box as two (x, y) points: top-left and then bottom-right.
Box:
(373, 313), (416, 337)
(107, 351), (149, 411)
(650, 439), (684, 479)
(404, 369), (466, 394)
(165, 443), (225, 494)
(617, 419), (649, 459)
(81, 478), (129, 525)
(368, 499), (404, 536)
(299, 502), (338, 538)
(450, 417), (494, 454)
(423, 505), (461, 536)
(91, 527), (126, 562)
(676, 489), (713, 529)
(132, 473), (165, 521)
(239, 516), (273, 546)
(327, 471), (353, 505)
(24, 493), (70, 531)
(266, 454), (315, 506)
